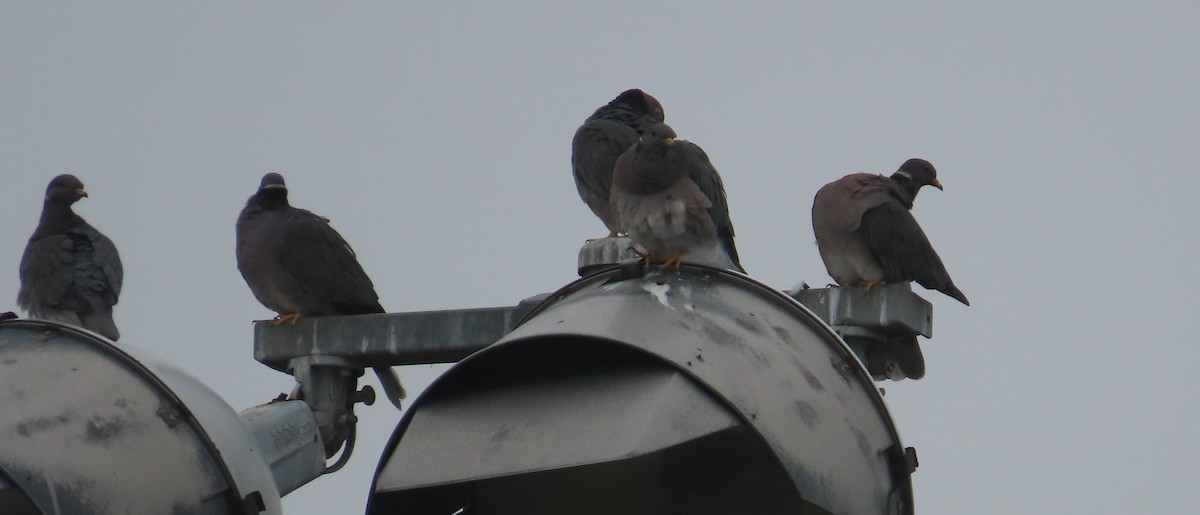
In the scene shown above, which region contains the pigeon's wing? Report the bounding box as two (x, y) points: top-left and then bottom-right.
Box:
(836, 174), (896, 231)
(277, 209), (384, 314)
(571, 119), (639, 232)
(69, 224), (122, 339)
(677, 141), (744, 272)
(17, 235), (81, 312)
(79, 223), (122, 305)
(18, 227), (122, 339)
(859, 200), (969, 305)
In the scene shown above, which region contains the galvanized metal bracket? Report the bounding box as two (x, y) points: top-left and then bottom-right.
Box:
(287, 356), (363, 458)
(576, 236), (641, 277)
(789, 284), (932, 338)
(790, 285), (934, 380)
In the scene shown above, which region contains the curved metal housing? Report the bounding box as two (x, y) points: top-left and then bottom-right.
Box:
(369, 265), (913, 514)
(0, 319), (282, 515)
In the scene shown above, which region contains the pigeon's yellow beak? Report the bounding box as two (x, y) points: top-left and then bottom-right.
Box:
(75, 188), (88, 198)
(931, 178), (943, 191)
(663, 138), (674, 146)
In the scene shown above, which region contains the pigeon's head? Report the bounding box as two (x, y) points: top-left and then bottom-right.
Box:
(45, 174), (87, 205)
(630, 123), (678, 162)
(616, 122), (683, 194)
(259, 172), (287, 190)
(639, 122), (677, 146)
(255, 172), (290, 208)
(612, 89), (666, 123)
(892, 158), (942, 191)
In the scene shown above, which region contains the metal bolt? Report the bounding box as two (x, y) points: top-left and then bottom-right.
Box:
(353, 385), (376, 406)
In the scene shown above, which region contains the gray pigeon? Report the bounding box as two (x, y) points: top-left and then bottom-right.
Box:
(18, 174), (123, 340)
(571, 89), (666, 238)
(236, 173), (406, 408)
(811, 158), (968, 305)
(610, 123), (745, 272)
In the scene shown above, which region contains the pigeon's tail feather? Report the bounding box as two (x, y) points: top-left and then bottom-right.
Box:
(941, 282), (969, 306)
(719, 229), (746, 273)
(82, 310), (120, 341)
(80, 296), (120, 340)
(887, 335), (925, 380)
(374, 366), (407, 410)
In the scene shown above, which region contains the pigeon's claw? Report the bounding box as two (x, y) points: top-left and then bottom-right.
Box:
(658, 255), (684, 270)
(274, 313), (302, 326)
(631, 247), (654, 268)
(862, 280), (886, 293)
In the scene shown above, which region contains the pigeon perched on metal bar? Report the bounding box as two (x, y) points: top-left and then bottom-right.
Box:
(610, 123), (744, 272)
(18, 174), (123, 340)
(811, 158), (968, 305)
(236, 173), (406, 409)
(571, 89), (666, 238)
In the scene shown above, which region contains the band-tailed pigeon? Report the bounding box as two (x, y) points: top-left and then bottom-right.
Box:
(18, 174), (123, 340)
(236, 173), (406, 408)
(571, 89), (666, 237)
(610, 123), (745, 272)
(811, 158), (968, 305)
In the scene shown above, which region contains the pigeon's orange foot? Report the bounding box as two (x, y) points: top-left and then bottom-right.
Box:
(862, 280), (886, 293)
(273, 313), (302, 326)
(658, 255), (684, 270)
(631, 248), (653, 267)
(826, 283), (839, 288)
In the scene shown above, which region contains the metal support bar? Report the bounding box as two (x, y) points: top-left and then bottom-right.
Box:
(252, 239), (939, 384)
(253, 295), (549, 373)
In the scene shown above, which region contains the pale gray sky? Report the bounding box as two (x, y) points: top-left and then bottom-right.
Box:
(3, 2), (1197, 514)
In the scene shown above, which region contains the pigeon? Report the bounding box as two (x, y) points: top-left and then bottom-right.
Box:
(610, 122), (745, 272)
(571, 89), (666, 237)
(18, 174), (123, 340)
(811, 158), (968, 305)
(236, 173), (406, 409)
